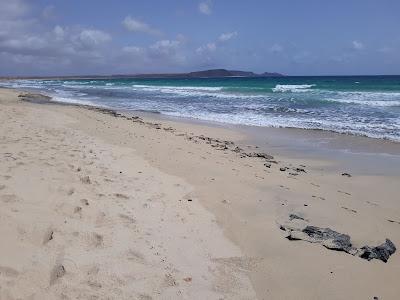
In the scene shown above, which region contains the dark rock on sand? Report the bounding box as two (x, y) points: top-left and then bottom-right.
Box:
(302, 226), (353, 252)
(246, 152), (274, 160)
(341, 173), (352, 177)
(232, 146), (243, 153)
(281, 222), (396, 262)
(358, 239), (396, 263)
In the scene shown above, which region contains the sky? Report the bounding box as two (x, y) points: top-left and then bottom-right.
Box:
(1, 0), (400, 76)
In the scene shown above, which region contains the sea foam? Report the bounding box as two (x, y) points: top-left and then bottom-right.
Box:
(272, 84), (316, 93)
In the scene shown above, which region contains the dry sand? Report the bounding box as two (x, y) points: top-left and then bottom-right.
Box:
(0, 88), (399, 299)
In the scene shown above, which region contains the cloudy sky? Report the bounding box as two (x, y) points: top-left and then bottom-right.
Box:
(1, 0), (400, 76)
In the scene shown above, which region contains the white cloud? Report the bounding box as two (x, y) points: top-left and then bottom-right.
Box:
(0, 0), (233, 75)
(76, 29), (111, 48)
(122, 16), (161, 35)
(270, 43), (283, 53)
(199, 1), (212, 15)
(352, 40), (364, 50)
(123, 46), (144, 55)
(207, 42), (216, 51)
(150, 39), (186, 64)
(0, 19), (112, 74)
(150, 40), (180, 54)
(196, 42), (216, 54)
(196, 31), (236, 55)
(122, 39), (186, 68)
(218, 31), (237, 42)
(1, 36), (48, 53)
(53, 26), (65, 41)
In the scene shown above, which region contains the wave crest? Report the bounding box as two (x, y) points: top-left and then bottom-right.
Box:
(272, 84), (316, 93)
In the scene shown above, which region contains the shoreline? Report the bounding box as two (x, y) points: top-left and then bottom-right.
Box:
(13, 85), (400, 150)
(18, 87), (400, 176)
(123, 109), (400, 178)
(1, 87), (400, 299)
(25, 88), (400, 180)
(2, 79), (400, 144)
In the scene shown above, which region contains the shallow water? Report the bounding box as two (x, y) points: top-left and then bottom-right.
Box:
(2, 76), (400, 141)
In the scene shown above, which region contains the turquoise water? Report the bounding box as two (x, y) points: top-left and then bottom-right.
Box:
(2, 76), (400, 141)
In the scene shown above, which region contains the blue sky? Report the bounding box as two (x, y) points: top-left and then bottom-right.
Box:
(1, 0), (399, 76)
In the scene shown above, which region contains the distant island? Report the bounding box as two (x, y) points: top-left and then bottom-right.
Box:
(121, 69), (285, 79)
(0, 69), (284, 80)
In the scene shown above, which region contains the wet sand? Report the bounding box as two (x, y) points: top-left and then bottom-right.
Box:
(1, 88), (400, 299)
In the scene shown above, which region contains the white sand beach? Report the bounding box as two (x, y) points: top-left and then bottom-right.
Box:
(1, 88), (400, 299)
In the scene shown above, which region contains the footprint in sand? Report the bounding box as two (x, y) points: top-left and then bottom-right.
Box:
(49, 264), (66, 285)
(338, 190), (351, 196)
(86, 232), (104, 248)
(87, 280), (102, 290)
(0, 266), (19, 277)
(279, 185), (290, 190)
(74, 206), (82, 215)
(80, 175), (91, 184)
(1, 194), (18, 203)
(138, 294), (153, 300)
(43, 228), (54, 244)
(164, 273), (178, 287)
(341, 206), (357, 213)
(311, 195), (326, 201)
(387, 219), (400, 225)
(126, 249), (146, 264)
(114, 193), (129, 199)
(119, 213), (136, 224)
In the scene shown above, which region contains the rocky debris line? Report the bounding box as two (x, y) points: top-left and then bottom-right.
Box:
(125, 114), (309, 173)
(18, 93), (52, 104)
(280, 221), (396, 263)
(245, 152), (274, 160)
(279, 166), (306, 177)
(157, 130), (285, 169)
(22, 94), (308, 175)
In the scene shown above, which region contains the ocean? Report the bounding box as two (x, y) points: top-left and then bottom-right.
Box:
(2, 76), (400, 141)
